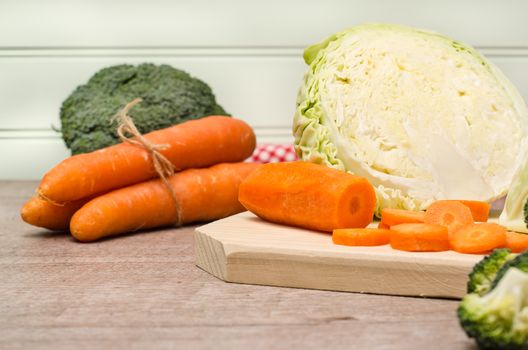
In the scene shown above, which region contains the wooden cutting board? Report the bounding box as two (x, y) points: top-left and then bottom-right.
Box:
(194, 212), (484, 298)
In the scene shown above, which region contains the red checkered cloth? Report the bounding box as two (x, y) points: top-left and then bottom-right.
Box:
(248, 143), (298, 163)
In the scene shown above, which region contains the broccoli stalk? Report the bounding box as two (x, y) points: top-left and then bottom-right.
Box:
(468, 248), (517, 295)
(458, 268), (528, 350)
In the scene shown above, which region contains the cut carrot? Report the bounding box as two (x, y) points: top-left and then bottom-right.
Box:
(70, 162), (259, 242)
(390, 223), (450, 252)
(505, 231), (528, 253)
(448, 200), (490, 222)
(381, 208), (425, 226)
(21, 196), (89, 231)
(424, 200), (473, 238)
(39, 116), (256, 203)
(450, 223), (507, 254)
(333, 228), (390, 246)
(378, 221), (390, 229)
(238, 161), (376, 232)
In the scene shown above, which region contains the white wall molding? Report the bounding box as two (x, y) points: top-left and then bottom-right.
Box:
(0, 47), (304, 58)
(0, 129), (60, 139)
(0, 126), (294, 141)
(1, 47), (528, 58)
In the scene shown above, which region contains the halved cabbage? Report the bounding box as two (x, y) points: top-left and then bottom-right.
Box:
(294, 23), (528, 215)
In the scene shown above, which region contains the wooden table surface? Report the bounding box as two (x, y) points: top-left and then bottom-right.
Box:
(1, 181), (475, 350)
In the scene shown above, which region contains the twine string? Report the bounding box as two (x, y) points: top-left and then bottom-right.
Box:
(112, 98), (183, 226)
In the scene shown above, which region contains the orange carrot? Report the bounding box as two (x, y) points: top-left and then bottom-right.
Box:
(505, 231), (528, 253)
(378, 221), (390, 229)
(39, 116), (256, 203)
(390, 223), (450, 252)
(20, 196), (89, 231)
(238, 162), (376, 232)
(450, 223), (507, 254)
(424, 200), (473, 238)
(381, 208), (425, 226)
(448, 200), (490, 222)
(333, 228), (390, 246)
(69, 162), (259, 242)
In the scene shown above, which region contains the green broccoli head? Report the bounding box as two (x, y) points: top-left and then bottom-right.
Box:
(60, 63), (228, 154)
(468, 249), (517, 295)
(458, 268), (528, 350)
(491, 251), (528, 291)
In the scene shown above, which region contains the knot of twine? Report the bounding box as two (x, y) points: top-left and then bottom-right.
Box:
(112, 98), (182, 226)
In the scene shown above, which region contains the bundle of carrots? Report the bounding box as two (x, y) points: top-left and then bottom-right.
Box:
(334, 200), (528, 254)
(21, 114), (259, 242)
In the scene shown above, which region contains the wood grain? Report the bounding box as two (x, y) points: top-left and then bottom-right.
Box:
(1, 181), (475, 349)
(195, 212), (482, 298)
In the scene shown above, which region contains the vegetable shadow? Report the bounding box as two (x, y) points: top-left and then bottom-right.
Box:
(25, 229), (70, 239)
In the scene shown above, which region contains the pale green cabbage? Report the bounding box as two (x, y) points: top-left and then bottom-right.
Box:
(500, 155), (528, 233)
(294, 23), (528, 216)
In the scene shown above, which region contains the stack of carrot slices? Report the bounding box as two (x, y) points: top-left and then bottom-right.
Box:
(332, 200), (528, 254)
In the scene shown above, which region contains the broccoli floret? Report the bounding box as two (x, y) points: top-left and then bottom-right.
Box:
(60, 63), (228, 154)
(468, 249), (517, 295)
(491, 251), (528, 291)
(458, 268), (528, 350)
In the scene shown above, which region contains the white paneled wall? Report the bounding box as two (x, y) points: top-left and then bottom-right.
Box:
(1, 0), (528, 179)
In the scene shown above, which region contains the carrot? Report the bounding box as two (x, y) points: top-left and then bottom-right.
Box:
(424, 200), (473, 238)
(333, 228), (390, 246)
(378, 221), (390, 229)
(38, 116), (256, 203)
(238, 161), (376, 232)
(381, 208), (425, 226)
(70, 162), (259, 242)
(20, 196), (89, 231)
(505, 231), (528, 253)
(449, 223), (507, 254)
(390, 223), (450, 252)
(447, 200), (490, 222)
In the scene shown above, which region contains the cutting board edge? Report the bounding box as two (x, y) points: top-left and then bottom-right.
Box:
(194, 228), (228, 280)
(194, 221), (473, 299)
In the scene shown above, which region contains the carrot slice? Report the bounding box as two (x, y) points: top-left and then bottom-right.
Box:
(390, 223), (449, 252)
(381, 208), (425, 226)
(448, 200), (490, 222)
(424, 200), (473, 238)
(450, 223), (507, 254)
(333, 228), (390, 246)
(505, 231), (528, 253)
(378, 221), (390, 229)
